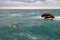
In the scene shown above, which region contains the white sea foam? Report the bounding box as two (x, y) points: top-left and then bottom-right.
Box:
(54, 16), (60, 21)
(11, 14), (22, 16)
(27, 34), (37, 40)
(31, 16), (44, 19)
(31, 16), (60, 21)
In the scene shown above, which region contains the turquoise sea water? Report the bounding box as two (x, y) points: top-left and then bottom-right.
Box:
(0, 9), (60, 40)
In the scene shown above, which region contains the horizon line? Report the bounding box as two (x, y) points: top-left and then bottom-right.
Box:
(0, 7), (60, 9)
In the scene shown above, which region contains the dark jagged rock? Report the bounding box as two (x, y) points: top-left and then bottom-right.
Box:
(41, 12), (55, 19)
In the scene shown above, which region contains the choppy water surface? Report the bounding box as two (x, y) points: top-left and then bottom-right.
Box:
(0, 9), (60, 40)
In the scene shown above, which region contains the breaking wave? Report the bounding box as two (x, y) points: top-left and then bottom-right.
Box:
(31, 16), (60, 21)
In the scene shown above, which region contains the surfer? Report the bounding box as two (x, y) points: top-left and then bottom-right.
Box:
(41, 12), (55, 19)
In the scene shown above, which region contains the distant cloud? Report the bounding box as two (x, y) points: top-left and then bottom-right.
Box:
(0, 0), (60, 7)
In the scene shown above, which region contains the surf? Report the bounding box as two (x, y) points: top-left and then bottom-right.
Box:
(54, 16), (60, 21)
(31, 16), (60, 21)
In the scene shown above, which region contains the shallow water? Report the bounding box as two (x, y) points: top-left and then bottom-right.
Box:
(0, 9), (60, 40)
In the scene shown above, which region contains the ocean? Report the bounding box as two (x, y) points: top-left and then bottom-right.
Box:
(0, 9), (60, 40)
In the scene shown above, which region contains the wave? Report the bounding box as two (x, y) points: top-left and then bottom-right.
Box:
(54, 16), (60, 21)
(11, 13), (22, 16)
(31, 16), (60, 21)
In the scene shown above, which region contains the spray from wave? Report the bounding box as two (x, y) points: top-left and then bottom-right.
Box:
(31, 16), (60, 21)
(54, 16), (60, 21)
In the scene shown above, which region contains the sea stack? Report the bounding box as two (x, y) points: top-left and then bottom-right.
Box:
(41, 12), (55, 19)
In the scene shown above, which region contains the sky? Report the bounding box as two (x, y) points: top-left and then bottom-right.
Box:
(0, 0), (60, 7)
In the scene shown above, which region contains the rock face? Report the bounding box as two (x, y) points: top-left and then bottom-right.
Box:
(41, 12), (55, 19)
